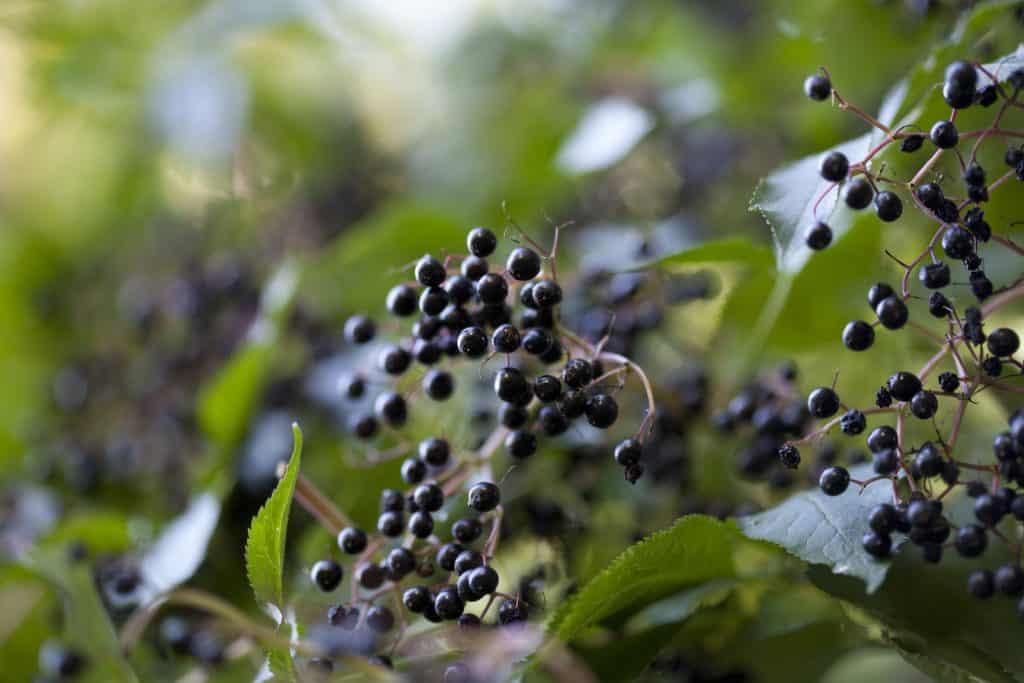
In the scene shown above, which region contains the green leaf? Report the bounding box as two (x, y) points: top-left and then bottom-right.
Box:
(245, 423), (302, 611)
(738, 464), (900, 593)
(548, 515), (738, 642)
(640, 237), (774, 271)
(23, 548), (139, 683)
(809, 505), (1024, 683)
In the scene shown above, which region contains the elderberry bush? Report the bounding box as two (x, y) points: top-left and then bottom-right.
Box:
(772, 53), (1024, 612)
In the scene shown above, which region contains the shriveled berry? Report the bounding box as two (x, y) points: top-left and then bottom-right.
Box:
(841, 410), (866, 435)
(919, 261), (950, 289)
(778, 443), (800, 469)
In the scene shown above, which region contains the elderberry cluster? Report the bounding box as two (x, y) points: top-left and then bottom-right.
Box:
(289, 224), (659, 667)
(782, 58), (1024, 617)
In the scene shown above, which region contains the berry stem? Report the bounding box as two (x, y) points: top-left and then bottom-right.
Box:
(277, 465), (351, 535)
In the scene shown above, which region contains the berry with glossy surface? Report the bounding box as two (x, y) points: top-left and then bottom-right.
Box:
(505, 429), (538, 458)
(819, 151), (849, 181)
(415, 255), (446, 287)
(888, 371), (922, 402)
(807, 387), (840, 418)
(585, 393), (619, 428)
(311, 560), (343, 592)
(875, 191), (903, 221)
(875, 296), (908, 329)
(806, 221), (832, 250)
(842, 320), (875, 351)
(506, 247), (542, 281)
(468, 482), (500, 512)
(804, 74), (831, 100)
(930, 120), (959, 148)
(338, 527), (368, 555)
(819, 466), (850, 496)
(988, 328), (1020, 357)
(615, 438), (643, 466)
(467, 227), (497, 257)
(844, 177), (874, 209)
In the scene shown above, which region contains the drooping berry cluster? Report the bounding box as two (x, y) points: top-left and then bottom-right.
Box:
(783, 58), (1024, 617)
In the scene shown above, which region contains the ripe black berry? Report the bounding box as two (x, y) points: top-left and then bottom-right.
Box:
(522, 328), (554, 355)
(352, 414), (379, 439)
(914, 443), (943, 477)
(377, 511), (404, 537)
(909, 390), (938, 419)
(499, 403), (528, 429)
(844, 177), (874, 209)
(423, 369), (455, 400)
(506, 247), (542, 281)
(461, 256), (489, 281)
(403, 586), (431, 613)
(995, 565), (1024, 597)
(454, 550), (483, 575)
(559, 389), (586, 419)
(419, 287), (449, 316)
(468, 482), (500, 512)
(585, 393), (619, 428)
(806, 221), (832, 250)
(505, 429), (538, 458)
(366, 605), (395, 633)
(338, 527), (368, 554)
(494, 367), (531, 404)
(975, 493), (1006, 526)
(872, 448), (899, 475)
(468, 565), (500, 596)
(900, 134), (924, 153)
(38, 642), (87, 679)
(867, 282), (896, 309)
(968, 569), (995, 599)
(819, 151), (849, 182)
(868, 503), (897, 534)
(918, 262), (950, 289)
(954, 523), (988, 557)
(415, 255), (446, 287)
(444, 274), (475, 305)
(457, 326), (488, 358)
(401, 458), (426, 485)
(533, 374), (562, 403)
(874, 191), (903, 222)
(842, 320), (875, 351)
(538, 405), (569, 435)
(915, 182), (944, 209)
(887, 371), (922, 402)
(418, 438), (450, 467)
(491, 324), (521, 353)
(311, 560), (343, 592)
(386, 547), (416, 579)
(344, 315), (375, 344)
(412, 482), (444, 512)
(378, 345), (412, 375)
(615, 438), (643, 466)
(467, 227), (497, 257)
(806, 387), (840, 418)
(987, 328), (1020, 357)
(386, 284), (418, 317)
(562, 358), (594, 388)
(432, 589), (464, 618)
(875, 296), (908, 329)
(819, 466), (850, 496)
(804, 74), (831, 101)
(375, 392), (407, 426)
(867, 425), (898, 452)
(452, 517), (483, 544)
(532, 279), (563, 308)
(476, 273), (509, 305)
(862, 531), (891, 558)
(930, 120), (959, 149)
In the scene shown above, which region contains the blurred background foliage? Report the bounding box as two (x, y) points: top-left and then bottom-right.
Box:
(1, 0), (1022, 681)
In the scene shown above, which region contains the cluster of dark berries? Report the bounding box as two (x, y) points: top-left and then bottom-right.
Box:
(802, 60), (1024, 277)
(717, 364), (867, 492)
(278, 224), (659, 667)
(337, 224), (657, 484)
(779, 58), (1024, 614)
